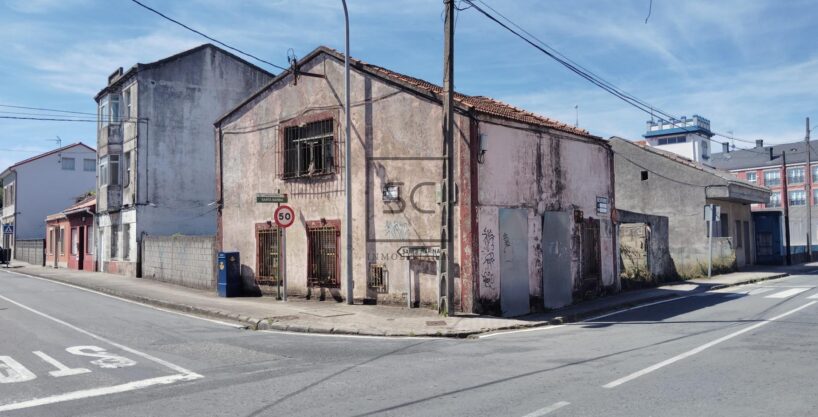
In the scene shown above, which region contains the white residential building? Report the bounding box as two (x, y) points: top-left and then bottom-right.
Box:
(644, 115), (713, 163)
(1, 143), (97, 263)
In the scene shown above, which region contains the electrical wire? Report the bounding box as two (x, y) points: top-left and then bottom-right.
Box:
(0, 116), (98, 122)
(464, 0), (764, 151)
(129, 0), (288, 71)
(0, 104), (97, 116)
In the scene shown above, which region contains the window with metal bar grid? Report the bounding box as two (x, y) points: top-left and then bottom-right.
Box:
(256, 228), (282, 286)
(368, 264), (388, 293)
(283, 119), (335, 178)
(307, 226), (339, 287)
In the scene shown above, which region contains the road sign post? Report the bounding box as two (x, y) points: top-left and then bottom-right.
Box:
(704, 204), (720, 278)
(274, 205), (295, 301)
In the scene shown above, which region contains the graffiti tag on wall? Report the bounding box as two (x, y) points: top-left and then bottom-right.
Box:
(481, 227), (496, 289)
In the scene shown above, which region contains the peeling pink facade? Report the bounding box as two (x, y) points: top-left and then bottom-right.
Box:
(215, 46), (616, 316)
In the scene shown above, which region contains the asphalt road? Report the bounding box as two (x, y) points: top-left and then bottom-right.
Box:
(2, 268), (818, 417)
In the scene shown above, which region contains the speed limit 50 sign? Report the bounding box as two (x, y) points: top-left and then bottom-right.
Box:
(274, 205), (295, 228)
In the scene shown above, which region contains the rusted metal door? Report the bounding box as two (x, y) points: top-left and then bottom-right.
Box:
(578, 219), (602, 296)
(542, 211), (572, 309)
(499, 208), (529, 317)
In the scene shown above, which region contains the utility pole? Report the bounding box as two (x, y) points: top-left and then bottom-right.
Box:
(807, 117), (813, 261)
(342, 0), (354, 305)
(783, 150), (792, 265)
(439, 0), (455, 316)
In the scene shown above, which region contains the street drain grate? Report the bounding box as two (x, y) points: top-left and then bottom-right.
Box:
(425, 320), (447, 327)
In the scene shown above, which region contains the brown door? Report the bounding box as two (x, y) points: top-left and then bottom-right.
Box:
(77, 227), (85, 270)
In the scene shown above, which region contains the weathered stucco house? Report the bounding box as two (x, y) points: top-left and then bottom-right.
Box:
(45, 196), (96, 271)
(215, 46), (616, 316)
(1, 143), (97, 265)
(611, 137), (770, 278)
(94, 44), (274, 275)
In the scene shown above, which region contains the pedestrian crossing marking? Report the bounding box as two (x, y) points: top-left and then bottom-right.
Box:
(746, 288), (776, 296)
(765, 288), (810, 299)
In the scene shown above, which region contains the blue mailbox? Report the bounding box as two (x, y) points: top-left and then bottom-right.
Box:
(217, 251), (241, 297)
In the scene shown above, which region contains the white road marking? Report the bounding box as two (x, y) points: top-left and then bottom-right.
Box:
(0, 293), (202, 411)
(585, 294), (697, 320)
(32, 351), (90, 378)
(0, 356), (37, 383)
(66, 346), (137, 369)
(479, 295), (697, 339)
(807, 293), (818, 300)
(765, 288), (810, 299)
(521, 401), (570, 417)
(603, 301), (817, 389)
(746, 287), (776, 296)
(0, 269), (244, 328)
(0, 374), (192, 412)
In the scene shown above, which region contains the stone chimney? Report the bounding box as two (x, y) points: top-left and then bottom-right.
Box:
(756, 139), (764, 148)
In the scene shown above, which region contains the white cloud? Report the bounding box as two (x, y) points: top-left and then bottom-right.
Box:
(21, 32), (202, 95)
(4, 0), (91, 13)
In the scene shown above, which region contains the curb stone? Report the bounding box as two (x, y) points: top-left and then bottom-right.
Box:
(10, 267), (791, 339)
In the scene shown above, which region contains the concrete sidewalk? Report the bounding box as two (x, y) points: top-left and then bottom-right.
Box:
(2, 261), (810, 337)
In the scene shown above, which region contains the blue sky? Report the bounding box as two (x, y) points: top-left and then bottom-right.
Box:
(1, 0), (817, 169)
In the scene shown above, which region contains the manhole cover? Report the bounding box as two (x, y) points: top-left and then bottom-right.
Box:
(425, 320), (447, 327)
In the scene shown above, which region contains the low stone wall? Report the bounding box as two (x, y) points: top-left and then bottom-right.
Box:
(141, 235), (217, 289)
(15, 239), (44, 266)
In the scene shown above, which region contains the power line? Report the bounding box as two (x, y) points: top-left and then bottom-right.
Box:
(129, 0), (288, 71)
(0, 104), (97, 116)
(464, 0), (761, 150)
(0, 116), (98, 122)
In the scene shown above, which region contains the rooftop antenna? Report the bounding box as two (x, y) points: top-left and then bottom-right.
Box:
(47, 136), (62, 149)
(47, 136), (62, 163)
(574, 105), (578, 128)
(728, 130), (735, 150)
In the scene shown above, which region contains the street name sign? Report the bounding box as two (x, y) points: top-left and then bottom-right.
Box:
(396, 246), (441, 259)
(256, 193), (288, 203)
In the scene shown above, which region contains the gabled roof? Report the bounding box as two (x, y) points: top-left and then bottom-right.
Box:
(0, 142), (96, 179)
(710, 140), (818, 171)
(95, 43), (276, 101)
(46, 196), (95, 221)
(610, 137), (767, 193)
(216, 46), (596, 139)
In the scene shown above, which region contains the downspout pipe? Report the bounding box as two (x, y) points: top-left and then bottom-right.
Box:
(342, 0), (353, 304)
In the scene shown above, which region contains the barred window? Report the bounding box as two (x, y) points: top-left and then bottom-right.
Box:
(283, 119), (334, 178)
(307, 225), (339, 288)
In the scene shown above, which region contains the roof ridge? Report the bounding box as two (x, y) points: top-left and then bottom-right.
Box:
(317, 46), (590, 136)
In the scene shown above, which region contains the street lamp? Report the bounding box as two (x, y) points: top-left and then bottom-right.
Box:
(342, 0), (353, 304)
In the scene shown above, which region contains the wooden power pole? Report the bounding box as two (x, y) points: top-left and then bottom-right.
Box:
(439, 0), (455, 316)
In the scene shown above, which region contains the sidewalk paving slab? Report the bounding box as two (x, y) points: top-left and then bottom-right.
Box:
(3, 261), (813, 338)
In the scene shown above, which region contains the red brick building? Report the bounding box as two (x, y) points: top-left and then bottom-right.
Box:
(45, 197), (96, 271)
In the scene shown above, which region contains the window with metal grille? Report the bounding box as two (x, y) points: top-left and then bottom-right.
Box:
(256, 226), (282, 286)
(368, 264), (387, 293)
(307, 225), (339, 287)
(283, 119), (335, 178)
